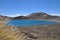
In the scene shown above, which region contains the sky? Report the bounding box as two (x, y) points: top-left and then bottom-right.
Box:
(0, 0), (60, 17)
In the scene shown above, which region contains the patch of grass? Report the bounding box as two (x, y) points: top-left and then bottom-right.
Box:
(0, 21), (60, 40)
(0, 21), (17, 40)
(0, 28), (15, 40)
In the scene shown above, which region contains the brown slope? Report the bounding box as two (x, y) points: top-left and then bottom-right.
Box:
(0, 15), (12, 20)
(13, 12), (60, 19)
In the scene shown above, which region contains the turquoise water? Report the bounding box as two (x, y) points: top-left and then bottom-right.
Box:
(7, 20), (58, 26)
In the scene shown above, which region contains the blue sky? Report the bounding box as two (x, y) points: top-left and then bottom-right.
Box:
(0, 0), (60, 17)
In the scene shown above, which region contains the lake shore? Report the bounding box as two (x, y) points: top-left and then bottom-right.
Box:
(0, 20), (60, 40)
(11, 19), (60, 23)
(35, 19), (60, 23)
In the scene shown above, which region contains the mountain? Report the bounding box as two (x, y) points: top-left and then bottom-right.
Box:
(0, 15), (12, 20)
(1, 12), (60, 20)
(13, 12), (60, 19)
(13, 16), (29, 19)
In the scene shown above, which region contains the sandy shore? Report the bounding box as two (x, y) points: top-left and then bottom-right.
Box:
(27, 19), (60, 23)
(31, 19), (60, 23)
(43, 19), (60, 23)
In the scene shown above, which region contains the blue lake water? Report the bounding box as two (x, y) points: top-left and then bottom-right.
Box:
(7, 20), (58, 26)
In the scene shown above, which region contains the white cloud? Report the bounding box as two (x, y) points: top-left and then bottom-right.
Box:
(6, 14), (22, 17)
(0, 13), (28, 17)
(49, 14), (60, 16)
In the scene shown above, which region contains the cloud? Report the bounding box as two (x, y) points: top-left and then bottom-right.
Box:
(49, 13), (60, 16)
(6, 14), (22, 17)
(0, 13), (27, 17)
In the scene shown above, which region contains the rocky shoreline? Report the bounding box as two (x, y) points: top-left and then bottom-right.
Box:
(0, 20), (60, 40)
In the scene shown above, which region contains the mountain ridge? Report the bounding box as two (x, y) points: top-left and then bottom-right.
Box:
(13, 12), (60, 19)
(0, 15), (12, 20)
(0, 12), (60, 20)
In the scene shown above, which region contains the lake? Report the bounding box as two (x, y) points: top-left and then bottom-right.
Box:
(7, 20), (58, 26)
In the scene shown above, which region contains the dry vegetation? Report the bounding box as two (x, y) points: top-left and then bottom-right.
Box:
(18, 24), (60, 40)
(0, 21), (60, 40)
(0, 21), (23, 40)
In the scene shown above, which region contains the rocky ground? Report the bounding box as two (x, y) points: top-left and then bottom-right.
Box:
(0, 21), (60, 40)
(18, 24), (60, 40)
